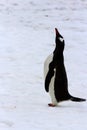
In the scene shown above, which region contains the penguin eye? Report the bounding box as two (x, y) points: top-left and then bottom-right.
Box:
(59, 37), (64, 42)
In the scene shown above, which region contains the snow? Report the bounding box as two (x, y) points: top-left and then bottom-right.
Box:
(0, 0), (87, 129)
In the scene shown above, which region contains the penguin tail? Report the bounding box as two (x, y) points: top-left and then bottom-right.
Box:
(70, 96), (86, 102)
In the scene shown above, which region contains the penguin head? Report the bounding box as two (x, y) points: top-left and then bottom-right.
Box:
(55, 28), (65, 52)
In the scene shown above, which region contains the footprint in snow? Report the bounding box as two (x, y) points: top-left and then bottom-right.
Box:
(0, 120), (14, 127)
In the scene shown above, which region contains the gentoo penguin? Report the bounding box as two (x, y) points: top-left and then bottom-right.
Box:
(44, 28), (86, 107)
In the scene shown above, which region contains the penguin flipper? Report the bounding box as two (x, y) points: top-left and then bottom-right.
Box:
(45, 68), (54, 92)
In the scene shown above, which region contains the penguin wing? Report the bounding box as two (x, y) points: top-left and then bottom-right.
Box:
(45, 62), (55, 92)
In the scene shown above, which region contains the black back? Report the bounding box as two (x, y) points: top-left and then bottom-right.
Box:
(54, 28), (70, 102)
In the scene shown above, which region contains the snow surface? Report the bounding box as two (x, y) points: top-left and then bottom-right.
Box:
(0, 0), (87, 130)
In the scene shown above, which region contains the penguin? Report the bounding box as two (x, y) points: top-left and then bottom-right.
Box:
(44, 28), (86, 107)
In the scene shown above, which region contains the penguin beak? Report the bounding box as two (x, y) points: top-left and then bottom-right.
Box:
(55, 28), (59, 35)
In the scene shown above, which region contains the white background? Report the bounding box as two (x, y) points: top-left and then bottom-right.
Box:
(0, 0), (87, 129)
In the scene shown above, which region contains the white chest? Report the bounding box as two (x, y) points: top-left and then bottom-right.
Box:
(44, 54), (53, 79)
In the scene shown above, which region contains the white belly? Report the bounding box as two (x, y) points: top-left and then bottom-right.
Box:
(44, 54), (57, 105)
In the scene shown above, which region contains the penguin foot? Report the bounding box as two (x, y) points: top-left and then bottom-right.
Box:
(48, 103), (56, 107)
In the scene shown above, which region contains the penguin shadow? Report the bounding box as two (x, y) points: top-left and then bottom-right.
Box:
(48, 101), (86, 111)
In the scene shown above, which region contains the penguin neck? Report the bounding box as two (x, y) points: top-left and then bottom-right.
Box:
(58, 53), (64, 64)
(53, 52), (64, 65)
